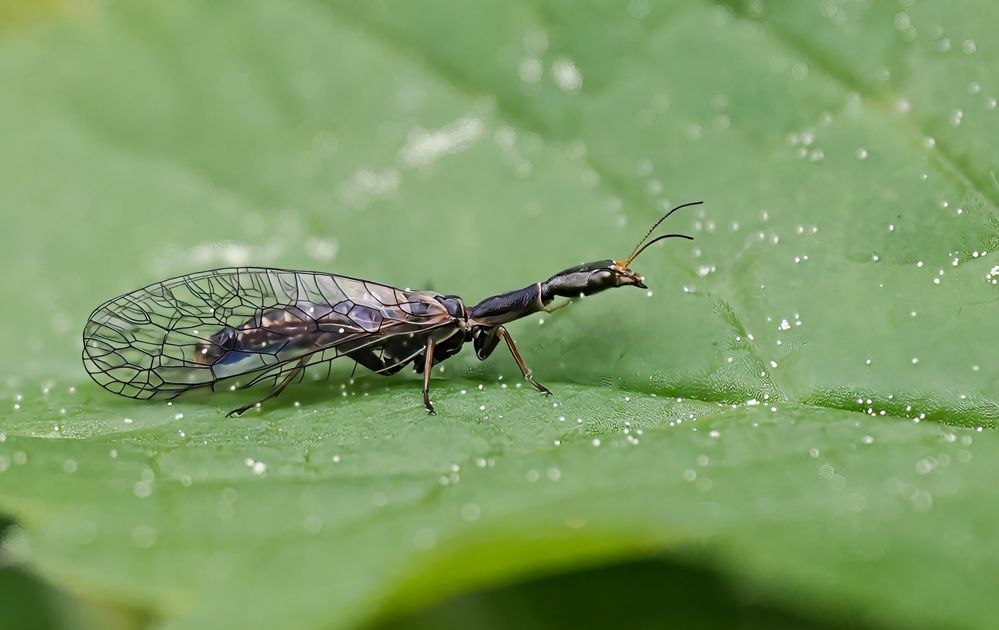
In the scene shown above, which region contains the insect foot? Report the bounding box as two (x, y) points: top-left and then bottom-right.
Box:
(226, 405), (252, 418)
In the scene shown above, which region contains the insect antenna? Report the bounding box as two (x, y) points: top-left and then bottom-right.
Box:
(621, 200), (702, 266)
(627, 233), (694, 263)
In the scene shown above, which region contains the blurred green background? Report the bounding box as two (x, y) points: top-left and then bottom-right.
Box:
(1, 0), (998, 628)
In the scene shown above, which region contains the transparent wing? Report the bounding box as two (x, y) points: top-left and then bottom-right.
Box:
(82, 267), (456, 400)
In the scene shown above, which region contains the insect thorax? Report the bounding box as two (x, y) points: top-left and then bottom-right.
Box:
(434, 294), (467, 321)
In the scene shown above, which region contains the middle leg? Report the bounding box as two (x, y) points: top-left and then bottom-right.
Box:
(422, 337), (437, 415)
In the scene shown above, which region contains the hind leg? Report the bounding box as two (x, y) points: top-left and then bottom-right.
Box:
(227, 359), (307, 417)
(348, 347), (407, 375)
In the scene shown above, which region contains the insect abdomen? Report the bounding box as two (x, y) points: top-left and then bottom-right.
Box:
(195, 306), (345, 366)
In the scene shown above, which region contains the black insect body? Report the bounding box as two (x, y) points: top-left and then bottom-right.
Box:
(83, 202), (699, 416)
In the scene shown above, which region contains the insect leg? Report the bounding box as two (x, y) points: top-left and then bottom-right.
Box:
(543, 299), (574, 314)
(422, 337), (436, 415)
(347, 347), (408, 376)
(227, 358), (307, 417)
(497, 326), (552, 396)
(473, 327), (501, 360)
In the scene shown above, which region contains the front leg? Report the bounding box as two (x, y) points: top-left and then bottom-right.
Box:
(543, 299), (573, 314)
(477, 326), (549, 396)
(473, 326), (551, 396)
(497, 327), (552, 396)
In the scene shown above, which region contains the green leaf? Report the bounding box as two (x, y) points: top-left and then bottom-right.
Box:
(1, 1), (997, 628)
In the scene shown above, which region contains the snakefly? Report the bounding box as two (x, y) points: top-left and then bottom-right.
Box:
(83, 202), (700, 416)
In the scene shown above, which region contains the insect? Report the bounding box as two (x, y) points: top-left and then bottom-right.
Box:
(83, 202), (699, 416)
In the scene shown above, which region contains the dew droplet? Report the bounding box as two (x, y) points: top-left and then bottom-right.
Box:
(412, 528), (437, 550)
(551, 57), (583, 93)
(132, 525), (157, 549)
(461, 502), (481, 521)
